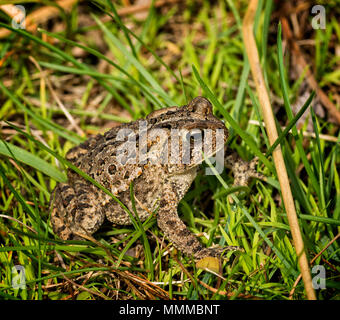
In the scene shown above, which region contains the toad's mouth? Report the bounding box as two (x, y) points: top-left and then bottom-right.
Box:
(182, 119), (228, 133)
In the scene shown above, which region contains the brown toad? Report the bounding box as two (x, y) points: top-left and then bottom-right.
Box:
(50, 97), (263, 260)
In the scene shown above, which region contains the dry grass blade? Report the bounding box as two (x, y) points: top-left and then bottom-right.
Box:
(62, 273), (110, 300)
(28, 56), (84, 136)
(119, 270), (170, 300)
(242, 0), (316, 300)
(0, 214), (37, 234)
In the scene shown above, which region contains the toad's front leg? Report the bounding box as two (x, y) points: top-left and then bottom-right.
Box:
(157, 186), (240, 260)
(225, 152), (267, 187)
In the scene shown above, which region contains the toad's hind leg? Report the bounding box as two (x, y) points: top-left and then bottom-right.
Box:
(50, 182), (105, 240)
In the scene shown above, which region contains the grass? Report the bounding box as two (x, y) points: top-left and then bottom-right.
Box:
(0, 0), (339, 300)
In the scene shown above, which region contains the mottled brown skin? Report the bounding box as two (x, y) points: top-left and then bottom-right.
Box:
(50, 97), (263, 260)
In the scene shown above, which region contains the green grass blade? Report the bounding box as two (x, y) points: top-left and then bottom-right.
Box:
(298, 214), (340, 226)
(104, 0), (138, 58)
(0, 139), (66, 183)
(38, 28), (165, 111)
(277, 22), (321, 199)
(129, 183), (154, 279)
(261, 0), (273, 65)
(105, 0), (180, 84)
(310, 107), (326, 210)
(0, 22), (135, 115)
(0, 163), (36, 219)
(232, 55), (250, 123)
(266, 91), (316, 157)
(0, 82), (82, 144)
(92, 14), (176, 107)
(204, 156), (299, 277)
(38, 61), (122, 79)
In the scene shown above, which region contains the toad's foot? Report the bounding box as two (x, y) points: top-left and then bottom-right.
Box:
(225, 152), (267, 187)
(193, 246), (243, 260)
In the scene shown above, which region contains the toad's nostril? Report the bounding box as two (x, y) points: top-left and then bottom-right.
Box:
(188, 96), (213, 116)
